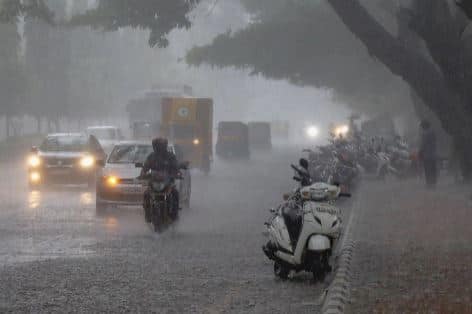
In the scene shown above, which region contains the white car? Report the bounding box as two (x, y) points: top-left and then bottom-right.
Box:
(96, 141), (191, 213)
(86, 126), (124, 154)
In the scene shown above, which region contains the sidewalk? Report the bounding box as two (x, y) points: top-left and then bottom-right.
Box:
(347, 178), (472, 313)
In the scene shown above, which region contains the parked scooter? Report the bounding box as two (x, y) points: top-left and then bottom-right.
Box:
(263, 159), (351, 281)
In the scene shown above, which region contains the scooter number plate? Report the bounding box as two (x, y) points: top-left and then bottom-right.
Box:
(314, 205), (338, 215)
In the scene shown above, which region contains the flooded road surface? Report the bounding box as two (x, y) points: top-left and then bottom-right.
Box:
(0, 148), (332, 313)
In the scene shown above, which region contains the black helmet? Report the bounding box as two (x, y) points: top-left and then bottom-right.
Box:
(152, 137), (168, 153)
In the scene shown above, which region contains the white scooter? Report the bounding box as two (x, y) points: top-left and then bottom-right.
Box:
(263, 159), (351, 281)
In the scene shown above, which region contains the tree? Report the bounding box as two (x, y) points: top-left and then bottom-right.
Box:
(0, 20), (25, 136)
(69, 0), (200, 47)
(326, 0), (472, 177)
(0, 0), (54, 24)
(185, 0), (472, 178)
(186, 1), (414, 117)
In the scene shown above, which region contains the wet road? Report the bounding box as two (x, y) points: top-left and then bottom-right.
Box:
(0, 148), (330, 313)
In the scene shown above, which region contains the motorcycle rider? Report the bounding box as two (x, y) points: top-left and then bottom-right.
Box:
(141, 137), (179, 222)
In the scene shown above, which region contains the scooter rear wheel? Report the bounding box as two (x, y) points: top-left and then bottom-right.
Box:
(274, 262), (290, 280)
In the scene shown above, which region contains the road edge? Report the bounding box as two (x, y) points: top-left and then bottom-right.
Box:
(321, 195), (360, 314)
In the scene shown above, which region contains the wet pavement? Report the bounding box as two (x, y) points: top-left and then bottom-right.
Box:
(0, 148), (333, 313)
(347, 179), (472, 313)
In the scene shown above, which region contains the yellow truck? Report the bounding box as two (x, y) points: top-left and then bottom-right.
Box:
(161, 97), (213, 173)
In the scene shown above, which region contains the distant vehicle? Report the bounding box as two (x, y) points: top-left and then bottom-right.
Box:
(248, 122), (272, 151)
(161, 97), (213, 173)
(127, 85), (192, 140)
(27, 133), (106, 188)
(271, 120), (290, 141)
(216, 121), (250, 159)
(131, 121), (159, 140)
(86, 126), (124, 154)
(96, 142), (191, 214)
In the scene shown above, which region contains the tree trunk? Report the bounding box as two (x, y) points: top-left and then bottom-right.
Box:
(327, 0), (472, 176)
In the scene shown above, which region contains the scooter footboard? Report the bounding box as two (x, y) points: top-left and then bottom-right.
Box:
(307, 235), (331, 251)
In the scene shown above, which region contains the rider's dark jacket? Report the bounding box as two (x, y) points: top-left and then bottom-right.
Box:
(142, 151), (178, 177)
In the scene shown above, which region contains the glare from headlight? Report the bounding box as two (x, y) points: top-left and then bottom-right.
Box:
(30, 171), (41, 183)
(193, 138), (200, 145)
(80, 156), (95, 168)
(106, 176), (118, 187)
(334, 125), (349, 137)
(305, 126), (319, 138)
(28, 155), (41, 168)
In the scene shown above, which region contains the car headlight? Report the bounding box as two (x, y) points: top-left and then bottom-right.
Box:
(193, 138), (200, 146)
(106, 176), (119, 187)
(28, 155), (41, 168)
(80, 156), (95, 168)
(30, 171), (41, 183)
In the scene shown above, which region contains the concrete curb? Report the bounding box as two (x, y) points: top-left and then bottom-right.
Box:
(321, 241), (356, 314)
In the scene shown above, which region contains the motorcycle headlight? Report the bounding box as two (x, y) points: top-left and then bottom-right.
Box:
(30, 171), (41, 183)
(80, 156), (95, 168)
(193, 138), (200, 146)
(28, 155), (41, 168)
(106, 176), (119, 187)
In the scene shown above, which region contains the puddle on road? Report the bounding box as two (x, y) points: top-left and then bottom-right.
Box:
(0, 237), (97, 266)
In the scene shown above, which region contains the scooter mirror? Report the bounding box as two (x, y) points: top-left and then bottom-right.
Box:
(299, 158), (309, 170)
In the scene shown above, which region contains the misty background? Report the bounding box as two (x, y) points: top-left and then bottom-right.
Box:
(0, 0), (354, 141)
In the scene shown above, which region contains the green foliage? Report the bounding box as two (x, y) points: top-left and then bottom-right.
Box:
(0, 23), (26, 117)
(69, 0), (200, 47)
(0, 0), (54, 24)
(457, 0), (472, 19)
(187, 1), (412, 115)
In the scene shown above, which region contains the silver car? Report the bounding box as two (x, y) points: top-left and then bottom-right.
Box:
(96, 141), (191, 213)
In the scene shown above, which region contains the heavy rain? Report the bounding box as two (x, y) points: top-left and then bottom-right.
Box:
(0, 0), (471, 313)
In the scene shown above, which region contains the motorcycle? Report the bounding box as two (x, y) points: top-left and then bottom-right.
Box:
(137, 166), (180, 233)
(263, 159), (351, 281)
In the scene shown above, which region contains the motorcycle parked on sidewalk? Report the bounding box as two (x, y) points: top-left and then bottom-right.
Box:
(263, 159), (351, 282)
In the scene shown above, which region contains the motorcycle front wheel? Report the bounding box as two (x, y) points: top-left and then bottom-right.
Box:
(152, 201), (165, 233)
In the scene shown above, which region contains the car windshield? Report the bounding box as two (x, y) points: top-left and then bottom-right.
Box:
(39, 136), (88, 152)
(108, 145), (153, 164)
(88, 128), (117, 140)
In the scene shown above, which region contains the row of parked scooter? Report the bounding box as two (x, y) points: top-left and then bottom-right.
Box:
(304, 135), (418, 188)
(262, 133), (416, 281)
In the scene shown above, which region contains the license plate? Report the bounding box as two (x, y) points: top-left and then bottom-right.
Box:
(121, 185), (143, 194)
(49, 168), (71, 175)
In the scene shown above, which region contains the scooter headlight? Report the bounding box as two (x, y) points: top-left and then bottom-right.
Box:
(301, 190), (311, 199)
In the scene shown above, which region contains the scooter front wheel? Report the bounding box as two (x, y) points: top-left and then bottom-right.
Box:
(274, 262), (290, 280)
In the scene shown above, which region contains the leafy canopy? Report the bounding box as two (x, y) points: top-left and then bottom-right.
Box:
(69, 0), (200, 47)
